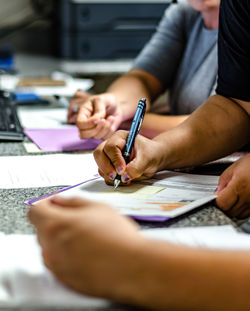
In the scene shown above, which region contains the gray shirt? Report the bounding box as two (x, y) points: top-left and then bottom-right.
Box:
(132, 0), (218, 115)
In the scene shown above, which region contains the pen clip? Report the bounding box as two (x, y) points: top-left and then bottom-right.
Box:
(137, 117), (143, 132)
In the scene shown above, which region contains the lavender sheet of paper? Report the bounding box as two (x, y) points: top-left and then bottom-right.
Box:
(24, 128), (102, 152)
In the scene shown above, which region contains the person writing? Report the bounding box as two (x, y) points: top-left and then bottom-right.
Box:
(68, 0), (220, 139)
(29, 0), (250, 310)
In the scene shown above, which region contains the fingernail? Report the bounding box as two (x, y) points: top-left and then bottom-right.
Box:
(117, 167), (123, 174)
(73, 105), (78, 113)
(109, 173), (116, 180)
(121, 174), (130, 183)
(216, 185), (224, 193)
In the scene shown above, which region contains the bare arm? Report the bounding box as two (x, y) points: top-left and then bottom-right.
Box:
(94, 95), (250, 184)
(107, 69), (164, 121)
(29, 196), (250, 311)
(139, 113), (188, 138)
(126, 239), (250, 311)
(75, 69), (164, 140)
(154, 95), (250, 170)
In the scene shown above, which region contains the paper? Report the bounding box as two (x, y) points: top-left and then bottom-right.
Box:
(102, 184), (165, 199)
(31, 171), (219, 220)
(17, 106), (72, 129)
(0, 233), (108, 308)
(24, 128), (102, 152)
(0, 154), (98, 188)
(142, 225), (250, 250)
(23, 142), (43, 153)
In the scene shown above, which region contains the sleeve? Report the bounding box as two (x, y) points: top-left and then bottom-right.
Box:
(132, 0), (190, 88)
(216, 0), (250, 101)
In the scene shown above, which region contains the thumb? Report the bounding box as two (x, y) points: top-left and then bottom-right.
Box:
(92, 97), (107, 120)
(216, 165), (234, 194)
(28, 199), (64, 227)
(50, 196), (92, 208)
(215, 178), (238, 212)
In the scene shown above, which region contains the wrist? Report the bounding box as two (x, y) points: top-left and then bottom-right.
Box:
(151, 137), (170, 171)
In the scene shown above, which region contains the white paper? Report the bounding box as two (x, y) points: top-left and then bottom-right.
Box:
(55, 171), (219, 218)
(0, 153), (98, 188)
(143, 225), (250, 250)
(0, 233), (108, 307)
(17, 106), (73, 129)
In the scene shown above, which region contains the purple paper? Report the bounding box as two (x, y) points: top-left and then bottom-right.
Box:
(24, 128), (102, 152)
(130, 215), (170, 222)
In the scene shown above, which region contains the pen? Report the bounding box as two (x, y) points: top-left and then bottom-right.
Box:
(114, 97), (146, 189)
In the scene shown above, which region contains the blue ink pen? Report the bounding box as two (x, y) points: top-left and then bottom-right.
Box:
(114, 97), (146, 189)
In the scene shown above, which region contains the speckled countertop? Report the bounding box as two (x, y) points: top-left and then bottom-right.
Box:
(0, 140), (238, 234)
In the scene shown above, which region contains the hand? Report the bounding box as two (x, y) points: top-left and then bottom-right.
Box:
(216, 154), (250, 219)
(28, 196), (144, 297)
(76, 93), (123, 140)
(94, 130), (165, 185)
(67, 90), (91, 124)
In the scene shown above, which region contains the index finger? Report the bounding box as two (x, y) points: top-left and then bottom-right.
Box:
(28, 199), (63, 228)
(76, 102), (97, 130)
(94, 130), (128, 179)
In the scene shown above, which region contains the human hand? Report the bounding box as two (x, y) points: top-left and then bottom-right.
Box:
(67, 90), (91, 124)
(29, 196), (144, 297)
(94, 130), (165, 185)
(76, 93), (123, 140)
(216, 154), (250, 219)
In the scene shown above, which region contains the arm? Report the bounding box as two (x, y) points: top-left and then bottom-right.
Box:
(153, 96), (250, 169)
(72, 1), (188, 140)
(139, 113), (188, 138)
(75, 69), (164, 140)
(29, 196), (250, 311)
(94, 95), (250, 184)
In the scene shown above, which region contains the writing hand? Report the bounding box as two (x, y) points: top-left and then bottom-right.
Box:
(216, 154), (250, 219)
(94, 130), (164, 185)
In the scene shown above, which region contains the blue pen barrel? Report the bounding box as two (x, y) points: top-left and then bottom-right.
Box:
(122, 98), (146, 163)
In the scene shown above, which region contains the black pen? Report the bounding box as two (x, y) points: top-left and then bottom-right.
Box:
(114, 97), (146, 189)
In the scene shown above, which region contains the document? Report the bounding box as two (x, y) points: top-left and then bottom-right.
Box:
(30, 171), (219, 220)
(0, 233), (108, 308)
(143, 225), (250, 250)
(0, 154), (98, 189)
(17, 106), (72, 129)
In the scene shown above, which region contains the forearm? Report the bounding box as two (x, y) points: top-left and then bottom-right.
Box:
(121, 240), (250, 311)
(153, 95), (250, 170)
(140, 113), (188, 138)
(107, 70), (162, 121)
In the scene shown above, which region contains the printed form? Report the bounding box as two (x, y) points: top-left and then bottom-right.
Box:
(45, 170), (219, 219)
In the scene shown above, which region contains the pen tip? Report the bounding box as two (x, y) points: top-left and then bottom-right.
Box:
(114, 179), (120, 190)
